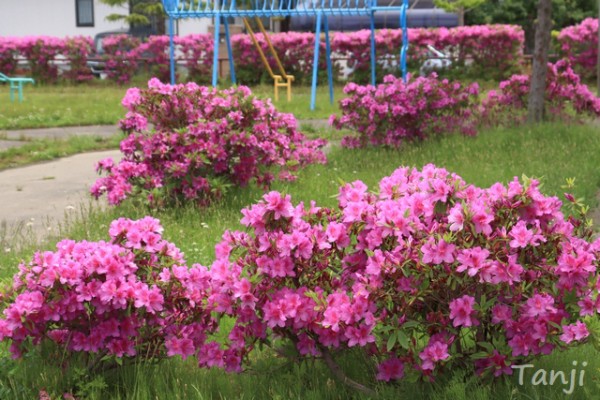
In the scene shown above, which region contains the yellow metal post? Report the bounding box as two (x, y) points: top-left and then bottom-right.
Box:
(242, 17), (294, 102)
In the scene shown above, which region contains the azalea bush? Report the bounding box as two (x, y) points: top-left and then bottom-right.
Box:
(0, 36), (92, 84)
(61, 36), (94, 83)
(558, 18), (598, 80)
(0, 25), (524, 84)
(330, 74), (479, 148)
(481, 60), (600, 126)
(101, 35), (141, 85)
(177, 34), (214, 84)
(2, 165), (600, 388)
(15, 36), (64, 83)
(90, 79), (327, 207)
(0, 217), (229, 368)
(205, 164), (600, 382)
(332, 25), (524, 83)
(0, 37), (18, 75)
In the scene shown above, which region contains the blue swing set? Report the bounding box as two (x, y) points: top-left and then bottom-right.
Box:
(162, 0), (408, 110)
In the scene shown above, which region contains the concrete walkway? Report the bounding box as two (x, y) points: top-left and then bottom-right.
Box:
(0, 125), (121, 243)
(0, 125), (119, 150)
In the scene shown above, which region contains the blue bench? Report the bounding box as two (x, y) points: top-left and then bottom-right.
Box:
(0, 72), (35, 102)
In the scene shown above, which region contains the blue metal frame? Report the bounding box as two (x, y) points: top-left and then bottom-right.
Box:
(163, 0), (409, 107)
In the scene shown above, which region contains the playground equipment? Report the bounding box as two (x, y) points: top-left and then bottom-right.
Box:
(242, 17), (294, 102)
(162, 0), (409, 110)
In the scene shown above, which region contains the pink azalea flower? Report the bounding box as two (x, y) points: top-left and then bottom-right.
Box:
(449, 295), (479, 327)
(456, 247), (489, 276)
(419, 340), (450, 371)
(560, 321), (589, 344)
(376, 358), (405, 381)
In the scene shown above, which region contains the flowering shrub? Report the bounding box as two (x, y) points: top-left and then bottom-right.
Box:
(2, 165), (600, 386)
(330, 74), (479, 148)
(0, 36), (92, 83)
(91, 79), (327, 207)
(558, 18), (598, 80)
(16, 36), (64, 83)
(135, 36), (174, 83)
(0, 26), (523, 84)
(0, 37), (18, 75)
(177, 34), (213, 84)
(481, 60), (600, 126)
(61, 36), (94, 83)
(331, 25), (524, 83)
(206, 164), (600, 381)
(0, 217), (225, 366)
(101, 35), (141, 85)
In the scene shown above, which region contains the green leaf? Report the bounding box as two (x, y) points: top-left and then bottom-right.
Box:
(397, 330), (410, 349)
(402, 320), (420, 329)
(470, 351), (490, 360)
(477, 341), (495, 352)
(387, 334), (397, 352)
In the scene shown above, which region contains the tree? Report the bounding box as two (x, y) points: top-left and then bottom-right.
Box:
(528, 0), (553, 123)
(433, 0), (487, 26)
(100, 0), (166, 35)
(467, 0), (597, 51)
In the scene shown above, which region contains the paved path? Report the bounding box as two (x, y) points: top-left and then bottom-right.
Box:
(0, 125), (121, 243)
(0, 125), (119, 151)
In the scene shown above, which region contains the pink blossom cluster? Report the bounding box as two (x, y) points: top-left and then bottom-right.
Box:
(330, 74), (479, 148)
(0, 25), (523, 85)
(4, 165), (600, 382)
(91, 79), (327, 207)
(101, 35), (142, 85)
(0, 36), (93, 83)
(211, 164), (599, 380)
(135, 36), (174, 83)
(61, 36), (95, 83)
(0, 37), (19, 76)
(332, 24), (524, 82)
(177, 34), (214, 84)
(481, 60), (600, 126)
(0, 217), (239, 366)
(558, 18), (598, 80)
(100, 35), (215, 85)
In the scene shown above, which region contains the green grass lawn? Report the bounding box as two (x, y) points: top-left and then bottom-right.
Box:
(0, 81), (342, 130)
(1, 121), (600, 399)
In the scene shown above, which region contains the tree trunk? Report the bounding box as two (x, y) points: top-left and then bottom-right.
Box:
(527, 0), (552, 123)
(458, 5), (465, 26)
(597, 0), (599, 96)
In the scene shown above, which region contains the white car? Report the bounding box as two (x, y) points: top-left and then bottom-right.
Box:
(419, 45), (452, 76)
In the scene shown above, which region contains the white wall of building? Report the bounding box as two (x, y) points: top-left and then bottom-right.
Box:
(0, 0), (127, 37)
(177, 19), (211, 36)
(0, 0), (211, 38)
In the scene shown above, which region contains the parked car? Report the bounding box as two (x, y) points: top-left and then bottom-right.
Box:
(86, 27), (156, 78)
(289, 0), (459, 32)
(86, 30), (130, 78)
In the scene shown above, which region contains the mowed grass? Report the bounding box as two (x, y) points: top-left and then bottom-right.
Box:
(0, 83), (127, 129)
(0, 134), (122, 171)
(0, 82), (343, 130)
(1, 121), (600, 399)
